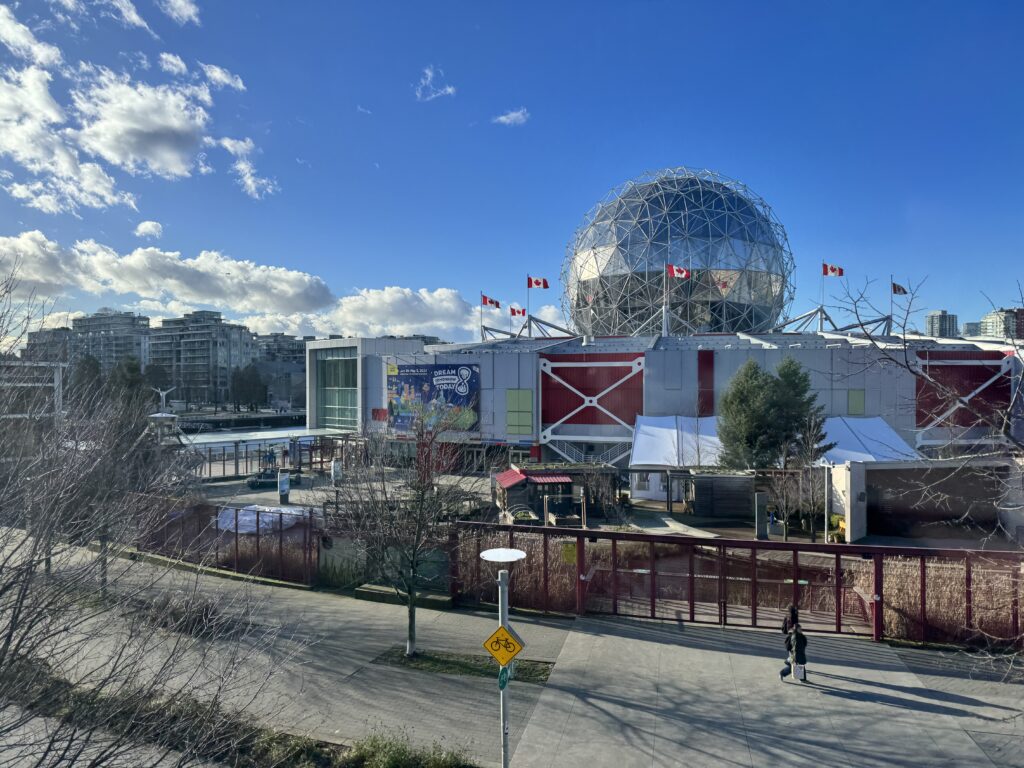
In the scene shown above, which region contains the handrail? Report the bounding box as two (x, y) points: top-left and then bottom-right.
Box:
(454, 520), (1024, 562)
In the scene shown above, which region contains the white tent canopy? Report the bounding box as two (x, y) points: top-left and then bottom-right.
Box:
(629, 415), (723, 469)
(629, 414), (919, 470)
(820, 416), (920, 464)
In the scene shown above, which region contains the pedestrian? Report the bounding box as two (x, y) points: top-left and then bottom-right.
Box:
(779, 624), (809, 682)
(782, 603), (799, 634)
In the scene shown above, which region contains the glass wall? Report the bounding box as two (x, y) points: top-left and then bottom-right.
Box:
(315, 347), (358, 430)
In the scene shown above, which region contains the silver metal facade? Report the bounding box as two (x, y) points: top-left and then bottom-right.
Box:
(562, 167), (795, 337)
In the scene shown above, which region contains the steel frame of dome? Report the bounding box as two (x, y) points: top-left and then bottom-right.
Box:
(561, 167), (795, 337)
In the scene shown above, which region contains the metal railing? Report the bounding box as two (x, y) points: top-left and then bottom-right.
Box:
(450, 521), (1024, 646)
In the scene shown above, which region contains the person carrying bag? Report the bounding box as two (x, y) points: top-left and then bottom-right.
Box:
(779, 624), (808, 682)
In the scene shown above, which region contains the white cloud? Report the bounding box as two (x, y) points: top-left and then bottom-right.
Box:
(492, 107), (529, 126)
(414, 65), (455, 102)
(1, 230), (523, 343)
(356, 104), (371, 115)
(0, 5), (63, 68)
(104, 0), (152, 33)
(0, 230), (336, 314)
(156, 0), (200, 25)
(239, 286), (475, 340)
(71, 68), (210, 178)
(0, 66), (135, 213)
(199, 62), (245, 91)
(158, 52), (187, 76)
(213, 136), (277, 199)
(133, 220), (163, 239)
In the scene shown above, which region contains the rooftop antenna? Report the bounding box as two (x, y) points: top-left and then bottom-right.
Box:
(151, 386), (176, 411)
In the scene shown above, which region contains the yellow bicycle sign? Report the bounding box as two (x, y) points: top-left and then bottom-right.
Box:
(483, 625), (526, 667)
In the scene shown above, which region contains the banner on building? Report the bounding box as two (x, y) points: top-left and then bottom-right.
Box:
(386, 363), (481, 432)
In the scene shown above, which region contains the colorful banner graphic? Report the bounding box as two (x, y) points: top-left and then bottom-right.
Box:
(386, 363), (480, 432)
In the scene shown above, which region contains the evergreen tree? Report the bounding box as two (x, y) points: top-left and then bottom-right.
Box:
(718, 357), (834, 469)
(69, 354), (102, 401)
(143, 363), (170, 390)
(107, 356), (146, 396)
(717, 360), (785, 469)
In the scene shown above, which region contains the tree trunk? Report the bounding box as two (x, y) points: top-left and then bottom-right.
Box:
(405, 588), (417, 657)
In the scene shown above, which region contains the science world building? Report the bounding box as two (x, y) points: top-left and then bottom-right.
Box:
(562, 168), (795, 337)
(305, 167), (1023, 539)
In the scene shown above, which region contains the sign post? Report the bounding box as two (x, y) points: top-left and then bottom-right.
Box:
(480, 547), (526, 768)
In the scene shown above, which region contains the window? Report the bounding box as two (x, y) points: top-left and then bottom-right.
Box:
(316, 348), (359, 430)
(847, 389), (865, 416)
(635, 472), (650, 491)
(505, 389), (533, 435)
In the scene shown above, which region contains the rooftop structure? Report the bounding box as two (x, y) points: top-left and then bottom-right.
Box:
(70, 309), (151, 373)
(925, 309), (958, 338)
(979, 308), (1024, 339)
(150, 311), (255, 404)
(562, 168), (795, 337)
(22, 327), (72, 363)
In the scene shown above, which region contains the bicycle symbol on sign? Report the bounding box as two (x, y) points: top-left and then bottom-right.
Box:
(490, 637), (518, 653)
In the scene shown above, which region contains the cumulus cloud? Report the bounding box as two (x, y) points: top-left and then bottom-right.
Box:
(199, 62), (245, 91)
(239, 287), (476, 340)
(213, 136), (277, 199)
(71, 68), (210, 178)
(492, 107), (529, 126)
(414, 65), (455, 102)
(104, 0), (152, 33)
(133, 220), (163, 239)
(0, 230), (336, 315)
(0, 5), (63, 67)
(157, 0), (200, 25)
(0, 229), (533, 342)
(158, 52), (187, 75)
(0, 66), (135, 213)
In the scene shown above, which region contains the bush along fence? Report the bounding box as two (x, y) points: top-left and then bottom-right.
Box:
(142, 503), (320, 585)
(450, 522), (1024, 647)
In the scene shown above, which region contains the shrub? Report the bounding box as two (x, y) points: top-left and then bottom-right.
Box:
(340, 729), (471, 768)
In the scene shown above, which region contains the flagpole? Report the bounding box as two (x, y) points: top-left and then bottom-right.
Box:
(480, 291), (484, 342)
(526, 277), (531, 337)
(662, 266), (668, 337)
(889, 274), (894, 336)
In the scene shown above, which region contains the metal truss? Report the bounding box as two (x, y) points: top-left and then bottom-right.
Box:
(539, 356), (642, 466)
(561, 167), (795, 337)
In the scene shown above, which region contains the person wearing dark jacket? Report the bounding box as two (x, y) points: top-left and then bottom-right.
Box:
(782, 604), (799, 634)
(779, 624), (809, 682)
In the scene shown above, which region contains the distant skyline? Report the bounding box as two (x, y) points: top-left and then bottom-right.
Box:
(0, 1), (1022, 341)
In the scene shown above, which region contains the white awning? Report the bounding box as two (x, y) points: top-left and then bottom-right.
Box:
(821, 416), (920, 463)
(629, 414), (919, 469)
(629, 415), (722, 469)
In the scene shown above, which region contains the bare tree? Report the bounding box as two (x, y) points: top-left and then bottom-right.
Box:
(0, 270), (293, 766)
(834, 279), (1024, 664)
(319, 405), (483, 657)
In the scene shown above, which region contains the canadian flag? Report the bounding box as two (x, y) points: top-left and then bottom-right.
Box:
(822, 262), (844, 277)
(527, 276), (549, 289)
(666, 264), (691, 279)
(481, 294), (501, 308)
(510, 307), (526, 317)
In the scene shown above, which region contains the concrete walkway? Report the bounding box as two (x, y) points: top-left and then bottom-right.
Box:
(513, 618), (1024, 767)
(79, 551), (1024, 767)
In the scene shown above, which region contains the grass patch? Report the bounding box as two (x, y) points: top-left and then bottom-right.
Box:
(372, 647), (553, 685)
(342, 729), (473, 768)
(4, 655), (475, 767)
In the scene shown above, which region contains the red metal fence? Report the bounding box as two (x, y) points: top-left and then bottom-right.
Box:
(143, 503), (319, 585)
(451, 522), (1024, 646)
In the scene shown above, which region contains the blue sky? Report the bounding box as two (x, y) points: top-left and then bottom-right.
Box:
(1, 0), (1022, 340)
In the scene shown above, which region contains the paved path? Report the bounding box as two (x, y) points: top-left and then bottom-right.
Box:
(513, 617), (1024, 767)
(68, 549), (1024, 767)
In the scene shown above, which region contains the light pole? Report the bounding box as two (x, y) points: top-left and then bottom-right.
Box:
(480, 547), (526, 768)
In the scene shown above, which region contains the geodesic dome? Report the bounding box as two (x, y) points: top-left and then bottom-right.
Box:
(562, 167), (795, 336)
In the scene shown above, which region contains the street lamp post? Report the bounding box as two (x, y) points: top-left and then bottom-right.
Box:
(480, 547), (526, 768)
